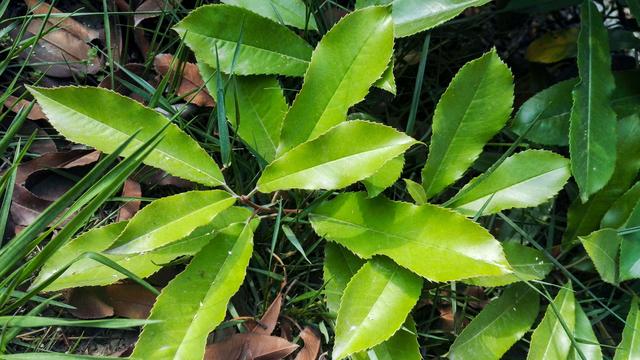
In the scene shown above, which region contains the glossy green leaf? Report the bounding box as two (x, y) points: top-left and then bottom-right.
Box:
(33, 207), (252, 291)
(449, 283), (540, 360)
(351, 318), (421, 360)
(511, 71), (640, 146)
(421, 49), (514, 198)
(333, 257), (422, 360)
(450, 150), (570, 216)
(174, 4), (312, 76)
(221, 0), (317, 30)
(527, 283), (576, 360)
(579, 229), (620, 285)
(27, 86), (224, 187)
(602, 181), (640, 229)
(613, 297), (640, 360)
(258, 121), (417, 193)
(358, 0), (492, 38)
(132, 222), (255, 360)
(465, 242), (552, 287)
(201, 67), (288, 163)
(310, 192), (511, 281)
(277, 6), (394, 153)
(571, 302), (603, 360)
(362, 155), (404, 198)
(569, 0), (617, 202)
(324, 243), (365, 314)
(564, 115), (640, 244)
(107, 190), (236, 254)
(374, 58), (397, 95)
(619, 202), (640, 282)
(404, 178), (427, 205)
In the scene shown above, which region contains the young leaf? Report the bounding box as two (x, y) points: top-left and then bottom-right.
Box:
(404, 179), (428, 205)
(569, 0), (617, 202)
(564, 115), (640, 244)
(450, 150), (570, 216)
(27, 86), (224, 187)
(221, 0), (318, 30)
(421, 49), (514, 199)
(310, 192), (511, 281)
(571, 303), (603, 360)
(579, 229), (620, 285)
(33, 207), (253, 291)
(324, 243), (366, 314)
(613, 297), (640, 359)
(449, 283), (540, 360)
(511, 71), (640, 146)
(361, 155), (404, 198)
(174, 4), (313, 76)
(358, 0), (492, 38)
(258, 121), (417, 193)
(277, 6), (394, 154)
(131, 222), (255, 360)
(527, 283), (576, 360)
(107, 190), (236, 254)
(333, 257), (422, 360)
(464, 242), (552, 287)
(199, 63), (288, 163)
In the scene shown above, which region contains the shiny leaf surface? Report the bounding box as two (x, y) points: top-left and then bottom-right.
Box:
(527, 283), (576, 360)
(221, 0), (317, 30)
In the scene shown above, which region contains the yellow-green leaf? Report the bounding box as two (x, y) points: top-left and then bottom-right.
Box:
(221, 0), (317, 30)
(579, 228), (620, 285)
(614, 297), (640, 360)
(527, 283), (576, 360)
(362, 155), (404, 198)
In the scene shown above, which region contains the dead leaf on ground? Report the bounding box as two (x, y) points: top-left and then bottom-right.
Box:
(293, 327), (321, 360)
(205, 333), (299, 360)
(17, 0), (103, 77)
(66, 283), (156, 320)
(116, 179), (142, 221)
(246, 292), (283, 335)
(11, 150), (99, 227)
(134, 0), (179, 27)
(154, 53), (215, 107)
(3, 95), (47, 120)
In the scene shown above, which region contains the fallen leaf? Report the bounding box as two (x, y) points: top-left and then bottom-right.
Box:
(24, 0), (100, 42)
(65, 283), (156, 320)
(205, 333), (299, 360)
(3, 95), (47, 120)
(116, 179), (142, 221)
(66, 287), (114, 319)
(134, 0), (178, 26)
(248, 292), (283, 335)
(293, 327), (321, 360)
(154, 53), (215, 107)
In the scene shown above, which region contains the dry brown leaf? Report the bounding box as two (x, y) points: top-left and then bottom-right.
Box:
(3, 95), (47, 120)
(293, 327), (321, 360)
(116, 179), (142, 221)
(105, 283), (157, 319)
(248, 292), (283, 335)
(154, 53), (215, 107)
(205, 333), (299, 360)
(66, 287), (114, 319)
(134, 0), (178, 27)
(24, 0), (100, 42)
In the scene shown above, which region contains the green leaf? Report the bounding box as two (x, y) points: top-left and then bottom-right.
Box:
(277, 6), (394, 153)
(569, 0), (617, 202)
(602, 181), (640, 229)
(465, 242), (552, 287)
(27, 86), (224, 187)
(131, 222), (255, 360)
(564, 115), (640, 244)
(310, 192), (511, 281)
(351, 318), (421, 360)
(324, 243), (365, 314)
(174, 4), (313, 76)
(258, 121), (417, 193)
(107, 190), (236, 254)
(221, 0), (318, 30)
(527, 283), (576, 360)
(450, 150), (570, 216)
(357, 0), (492, 38)
(0, 316), (154, 328)
(449, 283), (540, 360)
(33, 207), (252, 291)
(571, 303), (603, 360)
(0, 354), (120, 359)
(619, 202), (640, 282)
(404, 178), (427, 205)
(614, 297), (640, 360)
(374, 58), (397, 95)
(511, 71), (640, 146)
(362, 155), (404, 198)
(333, 257), (422, 360)
(421, 49), (514, 199)
(579, 229), (620, 285)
